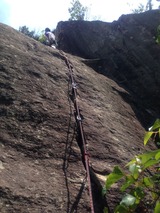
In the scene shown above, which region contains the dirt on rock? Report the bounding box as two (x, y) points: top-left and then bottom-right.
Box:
(0, 14), (159, 213)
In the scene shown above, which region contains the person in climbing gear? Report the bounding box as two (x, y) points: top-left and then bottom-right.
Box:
(45, 28), (56, 48)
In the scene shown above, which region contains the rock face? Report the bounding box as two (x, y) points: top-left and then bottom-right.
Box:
(56, 9), (160, 127)
(0, 10), (159, 213)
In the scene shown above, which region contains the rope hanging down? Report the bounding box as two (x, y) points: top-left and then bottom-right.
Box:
(59, 51), (95, 213)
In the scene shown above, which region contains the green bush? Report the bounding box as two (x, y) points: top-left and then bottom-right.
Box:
(104, 119), (160, 213)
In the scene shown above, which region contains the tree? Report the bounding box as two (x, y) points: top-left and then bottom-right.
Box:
(19, 26), (34, 37)
(131, 0), (153, 13)
(68, 0), (88, 21)
(132, 3), (145, 14)
(19, 26), (39, 40)
(146, 0), (153, 10)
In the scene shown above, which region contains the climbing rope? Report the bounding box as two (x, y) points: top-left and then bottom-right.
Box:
(59, 50), (95, 213)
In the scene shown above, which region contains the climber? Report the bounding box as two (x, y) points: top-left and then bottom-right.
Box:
(44, 28), (56, 48)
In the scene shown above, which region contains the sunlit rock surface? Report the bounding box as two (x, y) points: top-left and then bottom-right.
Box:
(0, 10), (160, 212)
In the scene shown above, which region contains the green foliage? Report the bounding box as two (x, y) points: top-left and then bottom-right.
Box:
(156, 26), (160, 44)
(155, 201), (160, 213)
(104, 119), (160, 213)
(19, 26), (39, 40)
(144, 119), (160, 147)
(68, 0), (88, 21)
(38, 33), (47, 43)
(131, 0), (153, 14)
(19, 26), (50, 45)
(132, 3), (146, 14)
(105, 166), (124, 190)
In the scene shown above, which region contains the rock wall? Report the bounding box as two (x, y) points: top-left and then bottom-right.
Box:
(0, 10), (160, 212)
(56, 10), (160, 127)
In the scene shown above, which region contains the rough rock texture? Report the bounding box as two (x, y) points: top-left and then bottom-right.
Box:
(56, 9), (160, 127)
(0, 10), (159, 213)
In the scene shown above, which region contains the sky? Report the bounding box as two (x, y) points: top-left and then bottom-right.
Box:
(0, 0), (160, 33)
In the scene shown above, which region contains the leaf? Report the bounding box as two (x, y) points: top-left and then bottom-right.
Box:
(129, 163), (137, 173)
(143, 177), (154, 188)
(102, 187), (107, 197)
(134, 187), (145, 201)
(121, 175), (135, 191)
(143, 159), (158, 170)
(152, 191), (158, 200)
(149, 119), (160, 131)
(115, 204), (128, 213)
(126, 159), (136, 167)
(105, 166), (124, 190)
(126, 156), (141, 167)
(151, 174), (160, 183)
(156, 34), (160, 44)
(120, 194), (136, 207)
(138, 150), (160, 165)
(129, 163), (141, 179)
(155, 201), (160, 213)
(155, 151), (160, 160)
(144, 131), (154, 145)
